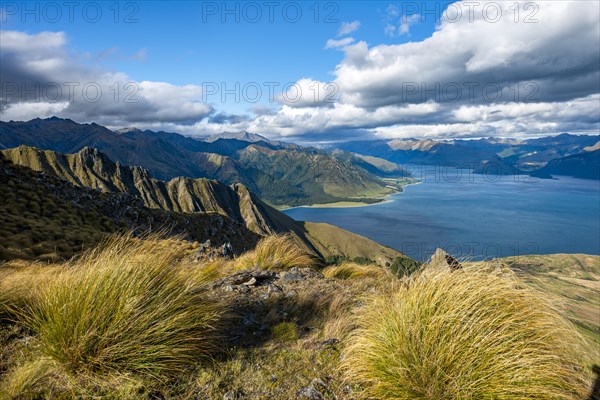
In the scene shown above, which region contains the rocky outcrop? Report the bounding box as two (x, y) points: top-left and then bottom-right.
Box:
(429, 248), (463, 270)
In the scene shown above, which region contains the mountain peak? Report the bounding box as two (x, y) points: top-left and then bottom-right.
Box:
(114, 127), (143, 134)
(207, 131), (270, 143)
(42, 116), (76, 124)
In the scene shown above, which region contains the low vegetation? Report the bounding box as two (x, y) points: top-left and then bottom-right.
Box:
(343, 266), (590, 399)
(0, 235), (596, 398)
(322, 262), (391, 280)
(1, 234), (222, 397)
(234, 233), (316, 271)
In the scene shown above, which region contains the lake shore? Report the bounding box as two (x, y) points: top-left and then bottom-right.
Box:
(281, 181), (422, 211)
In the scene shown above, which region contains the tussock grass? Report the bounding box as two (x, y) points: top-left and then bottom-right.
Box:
(234, 234), (315, 271)
(270, 322), (299, 342)
(12, 234), (223, 382)
(0, 261), (65, 322)
(323, 262), (391, 280)
(178, 257), (234, 286)
(343, 267), (590, 399)
(1, 357), (147, 399)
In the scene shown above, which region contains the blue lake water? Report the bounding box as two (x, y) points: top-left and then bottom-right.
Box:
(284, 169), (600, 261)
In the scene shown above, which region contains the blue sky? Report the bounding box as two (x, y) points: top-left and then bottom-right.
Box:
(1, 1), (442, 112)
(1, 1), (599, 143)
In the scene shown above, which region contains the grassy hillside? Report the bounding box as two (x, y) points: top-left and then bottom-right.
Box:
(0, 155), (261, 261)
(1, 237), (596, 399)
(236, 145), (396, 205)
(498, 254), (600, 350)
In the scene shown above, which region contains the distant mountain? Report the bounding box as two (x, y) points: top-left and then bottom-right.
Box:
(531, 150), (600, 180)
(1, 145), (410, 266)
(332, 150), (410, 178)
(206, 131), (303, 151)
(336, 139), (501, 167)
(335, 134), (600, 178)
(0, 118), (395, 206)
(207, 131), (269, 143)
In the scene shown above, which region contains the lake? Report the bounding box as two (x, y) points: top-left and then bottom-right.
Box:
(283, 168), (600, 261)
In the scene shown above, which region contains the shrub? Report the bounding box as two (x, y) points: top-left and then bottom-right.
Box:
(234, 234), (315, 271)
(15, 234), (223, 380)
(390, 256), (422, 277)
(322, 262), (391, 280)
(343, 267), (589, 399)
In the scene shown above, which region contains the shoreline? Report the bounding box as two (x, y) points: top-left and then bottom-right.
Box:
(281, 180), (422, 211)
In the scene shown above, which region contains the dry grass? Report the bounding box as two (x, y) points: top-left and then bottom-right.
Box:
(0, 260), (65, 322)
(343, 266), (590, 399)
(178, 257), (234, 286)
(234, 234), (315, 271)
(195, 344), (345, 399)
(323, 262), (391, 280)
(2, 234), (224, 397)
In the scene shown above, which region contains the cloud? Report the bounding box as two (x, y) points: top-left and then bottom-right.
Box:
(0, 30), (212, 126)
(325, 37), (355, 49)
(249, 105), (277, 116)
(207, 112), (250, 124)
(399, 14), (421, 35)
(130, 48), (147, 62)
(277, 78), (339, 108)
(338, 20), (360, 36)
(336, 1), (600, 109)
(1, 101), (70, 121)
(383, 5), (421, 36)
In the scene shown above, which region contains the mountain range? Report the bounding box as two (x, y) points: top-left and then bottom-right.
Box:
(335, 134), (600, 179)
(0, 118), (403, 207)
(0, 145), (408, 267)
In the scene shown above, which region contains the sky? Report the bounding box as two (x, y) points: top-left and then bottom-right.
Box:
(0, 0), (599, 144)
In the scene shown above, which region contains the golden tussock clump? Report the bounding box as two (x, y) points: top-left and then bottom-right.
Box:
(9, 234), (223, 386)
(234, 234), (315, 271)
(322, 262), (392, 281)
(342, 266), (590, 400)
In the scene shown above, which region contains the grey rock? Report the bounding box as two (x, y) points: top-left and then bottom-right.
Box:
(238, 285), (250, 294)
(223, 390), (237, 400)
(297, 385), (324, 400)
(243, 277), (257, 286)
(280, 271), (303, 282)
(267, 284), (282, 294)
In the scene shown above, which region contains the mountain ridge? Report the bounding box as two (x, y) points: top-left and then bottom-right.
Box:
(0, 145), (409, 266)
